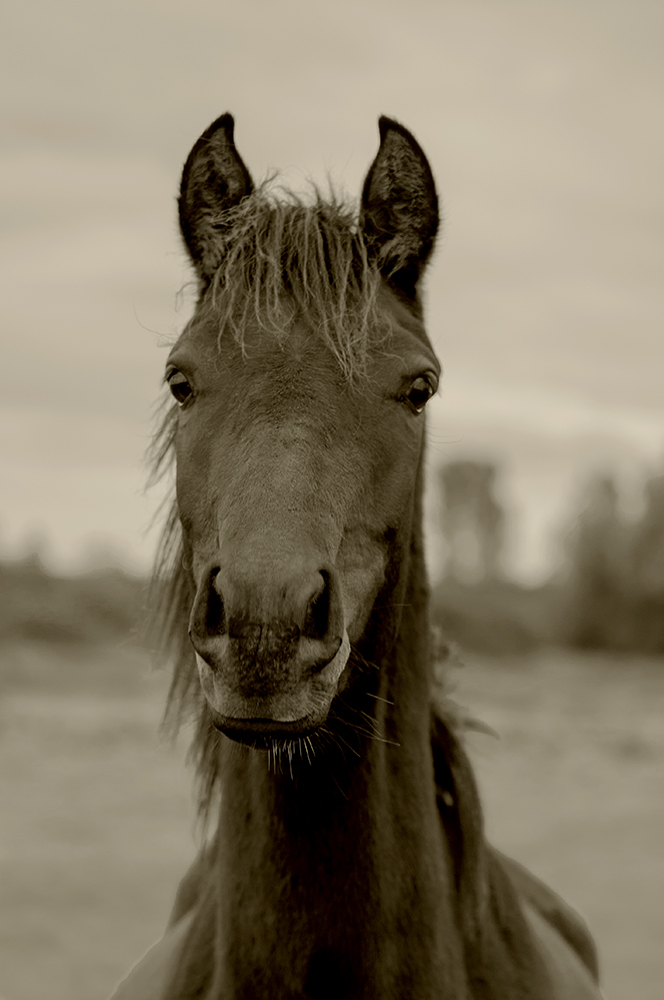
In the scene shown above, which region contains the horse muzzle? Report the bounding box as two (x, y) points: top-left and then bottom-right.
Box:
(188, 559), (350, 745)
(193, 631), (350, 744)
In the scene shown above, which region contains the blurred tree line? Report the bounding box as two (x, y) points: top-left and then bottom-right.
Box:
(0, 549), (145, 645)
(562, 473), (664, 652)
(432, 460), (664, 655)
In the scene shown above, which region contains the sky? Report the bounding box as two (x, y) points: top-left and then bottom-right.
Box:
(1, 0), (663, 581)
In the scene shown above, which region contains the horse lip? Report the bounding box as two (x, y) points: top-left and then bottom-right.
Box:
(209, 711), (323, 748)
(194, 630), (351, 734)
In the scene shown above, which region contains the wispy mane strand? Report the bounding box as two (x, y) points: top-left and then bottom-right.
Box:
(206, 183), (387, 380)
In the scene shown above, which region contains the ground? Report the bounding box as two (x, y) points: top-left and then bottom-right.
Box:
(0, 642), (662, 1000)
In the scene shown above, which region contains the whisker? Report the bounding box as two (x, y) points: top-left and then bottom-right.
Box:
(345, 721), (401, 748)
(371, 602), (413, 611)
(363, 693), (394, 706)
(356, 708), (381, 727)
(326, 727), (362, 759)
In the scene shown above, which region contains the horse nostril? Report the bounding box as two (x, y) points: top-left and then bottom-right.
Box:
(302, 571), (330, 640)
(206, 572), (226, 635)
(190, 566), (226, 641)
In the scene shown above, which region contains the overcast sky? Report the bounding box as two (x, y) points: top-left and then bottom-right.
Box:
(1, 0), (663, 580)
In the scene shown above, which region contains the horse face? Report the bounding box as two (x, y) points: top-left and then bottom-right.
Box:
(171, 115), (439, 744)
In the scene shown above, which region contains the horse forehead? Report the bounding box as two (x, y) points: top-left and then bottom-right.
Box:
(184, 312), (342, 380)
(232, 338), (347, 423)
(177, 298), (437, 426)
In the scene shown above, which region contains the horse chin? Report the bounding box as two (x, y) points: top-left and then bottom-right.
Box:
(196, 632), (351, 750)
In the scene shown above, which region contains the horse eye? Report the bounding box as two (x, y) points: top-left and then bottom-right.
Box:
(404, 376), (435, 414)
(167, 370), (193, 405)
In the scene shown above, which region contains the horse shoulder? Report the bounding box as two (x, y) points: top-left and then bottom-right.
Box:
(109, 846), (217, 1000)
(494, 849), (599, 981)
(166, 841), (214, 927)
(488, 849), (603, 1000)
(108, 910), (196, 1000)
(522, 902), (604, 1000)
(431, 712), (602, 997)
(466, 848), (602, 1000)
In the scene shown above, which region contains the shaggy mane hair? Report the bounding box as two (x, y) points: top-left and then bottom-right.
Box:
(206, 184), (392, 380)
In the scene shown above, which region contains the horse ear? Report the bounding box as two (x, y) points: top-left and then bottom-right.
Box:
(360, 117), (439, 298)
(179, 113), (254, 282)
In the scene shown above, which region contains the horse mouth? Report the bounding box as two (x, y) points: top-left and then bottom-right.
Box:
(195, 631), (351, 748)
(209, 711), (325, 749)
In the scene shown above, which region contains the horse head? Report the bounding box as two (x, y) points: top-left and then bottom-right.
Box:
(167, 114), (440, 747)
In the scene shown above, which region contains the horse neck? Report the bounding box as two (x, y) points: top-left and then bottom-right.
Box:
(210, 459), (469, 997)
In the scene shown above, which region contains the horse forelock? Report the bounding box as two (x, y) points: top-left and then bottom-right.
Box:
(199, 181), (395, 382)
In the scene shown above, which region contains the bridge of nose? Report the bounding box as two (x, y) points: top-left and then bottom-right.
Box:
(216, 555), (326, 629)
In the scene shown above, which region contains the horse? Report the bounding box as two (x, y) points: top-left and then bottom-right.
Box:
(111, 114), (603, 999)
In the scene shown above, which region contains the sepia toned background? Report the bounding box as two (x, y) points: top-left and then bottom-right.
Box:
(1, 1), (663, 998)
